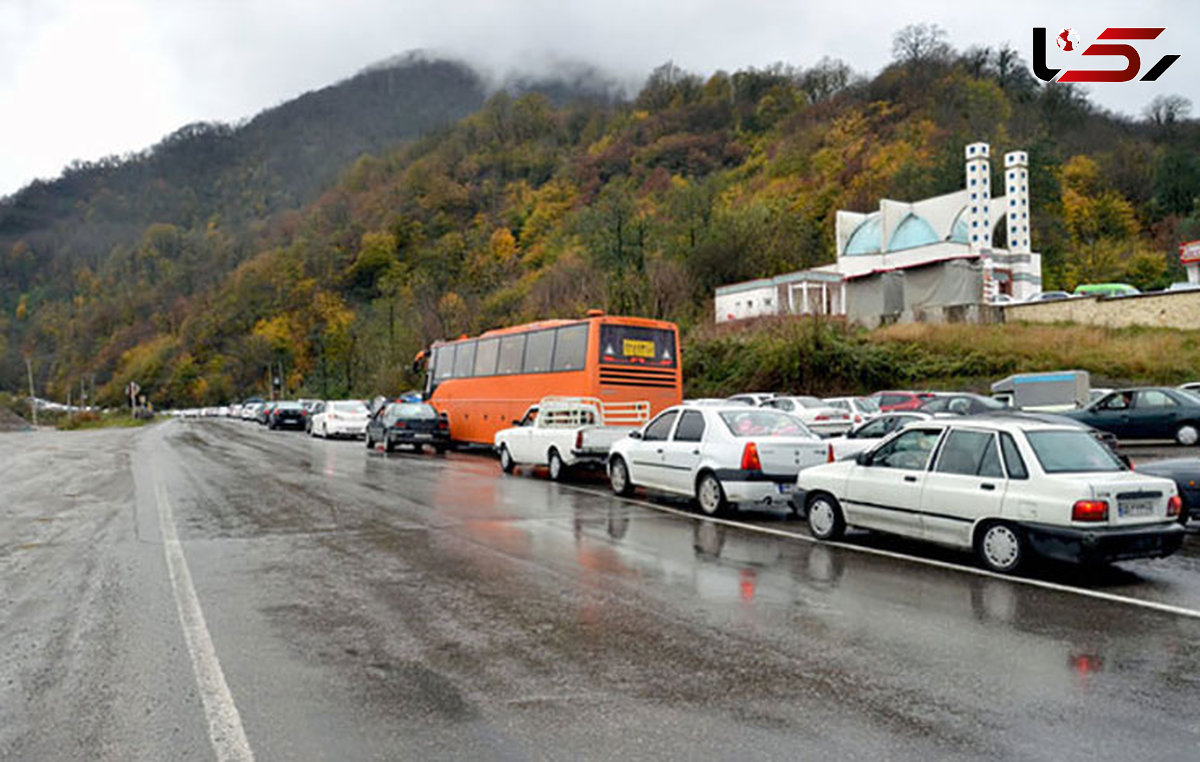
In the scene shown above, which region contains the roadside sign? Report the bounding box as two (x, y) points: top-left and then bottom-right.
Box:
(1181, 240), (1200, 264)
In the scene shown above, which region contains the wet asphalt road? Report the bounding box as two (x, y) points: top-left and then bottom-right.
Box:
(3, 420), (1200, 761)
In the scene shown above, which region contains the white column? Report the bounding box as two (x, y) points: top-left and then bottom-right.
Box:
(801, 285), (810, 314)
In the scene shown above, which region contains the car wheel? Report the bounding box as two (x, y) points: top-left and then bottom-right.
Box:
(413, 444), (425, 454)
(1175, 423), (1199, 446)
(385, 439), (396, 453)
(433, 445), (447, 455)
(548, 449), (567, 482)
(499, 445), (515, 474)
(696, 473), (727, 516)
(806, 493), (845, 541)
(976, 522), (1025, 574)
(609, 456), (633, 496)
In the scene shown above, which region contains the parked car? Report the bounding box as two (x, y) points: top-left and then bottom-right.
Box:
(496, 397), (649, 481)
(1088, 387), (1114, 404)
(1061, 387), (1200, 445)
(240, 402), (261, 421)
(761, 396), (853, 436)
(607, 405), (827, 515)
(724, 392), (777, 407)
(255, 403), (275, 425)
(365, 402), (450, 453)
(825, 412), (933, 461)
(1134, 457), (1200, 524)
(870, 390), (937, 412)
(822, 396), (881, 425)
(268, 401), (307, 430)
(1025, 291), (1072, 302)
(309, 399), (371, 439)
(795, 418), (1184, 572)
(918, 392), (1008, 417)
(1074, 282), (1139, 298)
(1179, 382), (1200, 394)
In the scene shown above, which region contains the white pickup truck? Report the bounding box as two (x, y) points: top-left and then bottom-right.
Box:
(496, 397), (650, 481)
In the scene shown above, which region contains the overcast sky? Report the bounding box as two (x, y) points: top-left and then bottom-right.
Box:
(1, 0), (1196, 197)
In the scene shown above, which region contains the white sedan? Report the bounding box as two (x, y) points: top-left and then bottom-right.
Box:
(796, 417), (1185, 573)
(607, 405), (828, 515)
(760, 396), (852, 437)
(308, 399), (371, 439)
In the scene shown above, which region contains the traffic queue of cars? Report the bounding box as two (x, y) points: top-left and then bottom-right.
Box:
(185, 380), (1198, 576)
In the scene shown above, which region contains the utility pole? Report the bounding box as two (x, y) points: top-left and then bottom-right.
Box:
(25, 357), (37, 426)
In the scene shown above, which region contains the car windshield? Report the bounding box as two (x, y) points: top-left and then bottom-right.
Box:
(390, 403), (438, 419)
(856, 397), (880, 413)
(332, 401), (368, 414)
(719, 410), (815, 438)
(1025, 430), (1125, 473)
(794, 396), (824, 408)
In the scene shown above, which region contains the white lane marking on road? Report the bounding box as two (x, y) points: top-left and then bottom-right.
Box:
(154, 478), (255, 762)
(563, 485), (1200, 622)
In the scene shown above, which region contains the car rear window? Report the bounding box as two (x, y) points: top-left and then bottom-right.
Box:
(388, 403), (438, 420)
(275, 401), (302, 410)
(332, 402), (367, 414)
(857, 397), (880, 413)
(720, 410), (814, 438)
(1025, 430), (1125, 473)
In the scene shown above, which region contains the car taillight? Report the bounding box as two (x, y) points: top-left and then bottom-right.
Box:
(1168, 495), (1182, 517)
(1072, 500), (1108, 522)
(437, 419), (449, 430)
(575, 431), (583, 450)
(815, 414), (830, 421)
(394, 421), (407, 429)
(827, 444), (834, 463)
(741, 442), (762, 472)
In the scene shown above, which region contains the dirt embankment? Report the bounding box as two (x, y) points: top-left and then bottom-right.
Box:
(0, 407), (31, 432)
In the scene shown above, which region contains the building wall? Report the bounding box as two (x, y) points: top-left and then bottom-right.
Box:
(1002, 291), (1200, 330)
(714, 284), (781, 323)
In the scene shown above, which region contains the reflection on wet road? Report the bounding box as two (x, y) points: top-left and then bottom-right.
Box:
(2, 419), (1200, 760)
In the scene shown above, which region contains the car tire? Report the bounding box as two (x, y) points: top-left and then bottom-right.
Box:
(433, 445), (447, 455)
(499, 445), (515, 474)
(806, 493), (846, 541)
(384, 439), (396, 454)
(609, 456), (633, 496)
(696, 472), (727, 516)
(975, 521), (1025, 574)
(548, 449), (567, 482)
(413, 444), (425, 454)
(1175, 423), (1199, 447)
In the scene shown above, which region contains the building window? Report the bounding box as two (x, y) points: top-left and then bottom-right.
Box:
(971, 179), (977, 186)
(972, 220), (978, 227)
(1010, 199), (1016, 206)
(971, 193), (977, 200)
(972, 234), (978, 241)
(1011, 226), (1017, 233)
(972, 206), (977, 213)
(982, 191), (989, 198)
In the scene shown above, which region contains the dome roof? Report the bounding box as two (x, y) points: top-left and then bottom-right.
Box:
(887, 213), (939, 252)
(844, 215), (882, 255)
(950, 209), (970, 244)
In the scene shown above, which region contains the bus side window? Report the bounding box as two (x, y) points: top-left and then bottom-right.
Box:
(497, 334), (526, 375)
(434, 345), (455, 380)
(473, 338), (499, 376)
(523, 330), (555, 373)
(552, 324), (588, 372)
(454, 340), (477, 378)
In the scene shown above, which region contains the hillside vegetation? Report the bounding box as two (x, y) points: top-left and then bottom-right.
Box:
(3, 26), (1199, 406)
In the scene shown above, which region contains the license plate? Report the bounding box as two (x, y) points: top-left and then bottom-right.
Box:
(1118, 499), (1155, 517)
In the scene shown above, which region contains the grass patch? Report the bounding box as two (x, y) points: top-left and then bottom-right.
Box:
(56, 410), (156, 430)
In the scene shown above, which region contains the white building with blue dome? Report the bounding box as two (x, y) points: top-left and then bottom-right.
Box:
(715, 142), (1043, 325)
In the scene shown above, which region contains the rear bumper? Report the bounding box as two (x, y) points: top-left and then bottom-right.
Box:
(273, 418), (305, 429)
(326, 420), (367, 437)
(1022, 521), (1186, 565)
(713, 469), (800, 506)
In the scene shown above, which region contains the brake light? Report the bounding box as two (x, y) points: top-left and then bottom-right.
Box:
(814, 414), (830, 421)
(575, 431), (584, 450)
(437, 417), (449, 430)
(1072, 500), (1108, 522)
(827, 444), (834, 463)
(394, 421), (407, 429)
(741, 442), (762, 472)
(1168, 495), (1182, 517)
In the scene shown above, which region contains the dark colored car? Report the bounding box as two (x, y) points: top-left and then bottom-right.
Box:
(871, 391), (937, 412)
(1060, 387), (1200, 445)
(1135, 457), (1200, 524)
(919, 393), (1008, 416)
(269, 401), (307, 430)
(365, 402), (450, 453)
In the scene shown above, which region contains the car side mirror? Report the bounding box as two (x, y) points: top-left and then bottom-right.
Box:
(629, 430), (643, 440)
(855, 451), (873, 466)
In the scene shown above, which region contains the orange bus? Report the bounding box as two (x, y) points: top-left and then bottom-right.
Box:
(424, 312), (682, 445)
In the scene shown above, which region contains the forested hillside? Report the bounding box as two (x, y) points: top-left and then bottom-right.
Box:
(4, 29), (1199, 406)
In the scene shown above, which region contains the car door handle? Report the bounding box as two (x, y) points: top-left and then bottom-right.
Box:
(903, 475), (918, 483)
(691, 449), (700, 455)
(980, 483), (996, 491)
(656, 448), (664, 454)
